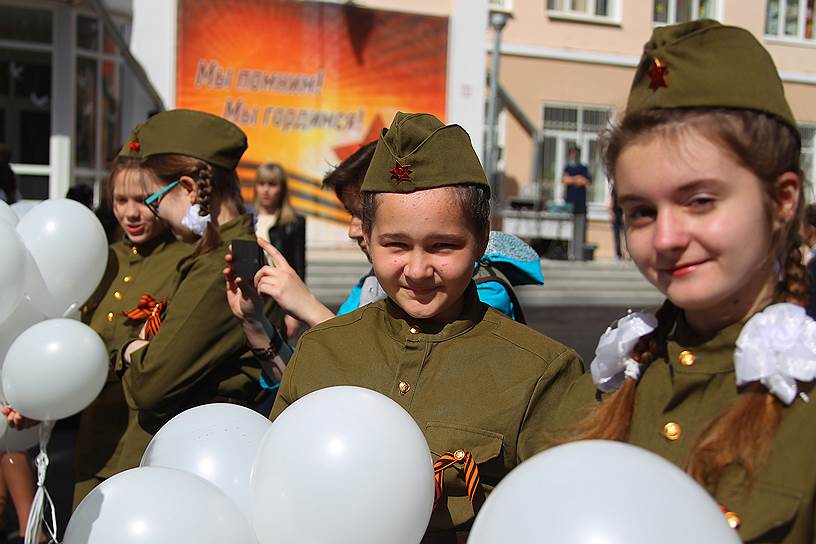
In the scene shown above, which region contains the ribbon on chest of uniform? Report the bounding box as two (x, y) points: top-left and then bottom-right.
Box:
(432, 449), (480, 510)
(121, 294), (166, 339)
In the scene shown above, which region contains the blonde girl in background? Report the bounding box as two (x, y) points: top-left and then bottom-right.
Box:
(253, 162), (305, 279)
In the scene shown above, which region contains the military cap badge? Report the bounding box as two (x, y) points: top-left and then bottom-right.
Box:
(648, 58), (668, 91)
(389, 161), (413, 184)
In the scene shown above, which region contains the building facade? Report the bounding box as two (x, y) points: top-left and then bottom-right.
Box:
(2, 0), (814, 257)
(495, 0), (816, 257)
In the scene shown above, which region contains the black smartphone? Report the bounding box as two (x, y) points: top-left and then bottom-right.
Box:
(230, 239), (264, 298)
(230, 238), (294, 367)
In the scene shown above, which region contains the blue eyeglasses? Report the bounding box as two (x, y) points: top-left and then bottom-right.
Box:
(144, 180), (180, 217)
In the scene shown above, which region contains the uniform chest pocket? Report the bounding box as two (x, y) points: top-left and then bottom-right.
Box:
(424, 421), (505, 488)
(726, 480), (802, 542)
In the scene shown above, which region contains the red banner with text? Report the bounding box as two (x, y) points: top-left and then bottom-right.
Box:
(176, 0), (448, 228)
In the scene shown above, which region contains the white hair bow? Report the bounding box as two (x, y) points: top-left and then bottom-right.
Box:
(590, 311), (658, 393)
(735, 303), (816, 405)
(181, 203), (212, 236)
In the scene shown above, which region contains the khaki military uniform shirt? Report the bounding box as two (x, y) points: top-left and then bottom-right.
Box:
(270, 285), (583, 535)
(550, 316), (816, 543)
(76, 232), (191, 488)
(114, 214), (284, 461)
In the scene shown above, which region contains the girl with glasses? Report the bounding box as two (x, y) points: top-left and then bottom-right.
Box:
(116, 109), (284, 443)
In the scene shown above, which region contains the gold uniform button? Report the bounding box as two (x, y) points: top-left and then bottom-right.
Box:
(409, 327), (418, 334)
(123, 275), (133, 283)
(453, 449), (465, 461)
(130, 246), (139, 255)
(663, 421), (681, 441)
(113, 291), (123, 300)
(723, 510), (740, 529)
(678, 350), (696, 366)
(106, 312), (115, 322)
(398, 381), (411, 394)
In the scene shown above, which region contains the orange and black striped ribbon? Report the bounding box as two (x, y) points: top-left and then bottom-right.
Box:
(121, 294), (166, 339)
(433, 450), (480, 511)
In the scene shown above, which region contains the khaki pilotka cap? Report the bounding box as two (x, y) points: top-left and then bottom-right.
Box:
(626, 19), (798, 134)
(118, 109), (247, 169)
(362, 112), (490, 195)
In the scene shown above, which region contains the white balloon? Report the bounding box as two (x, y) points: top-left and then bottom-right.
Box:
(64, 467), (259, 544)
(3, 319), (107, 421)
(468, 440), (741, 544)
(141, 403), (271, 520)
(20, 249), (60, 318)
(0, 223), (26, 322)
(251, 386), (434, 544)
(0, 200), (17, 226)
(16, 198), (107, 317)
(0, 295), (45, 370)
(9, 200), (36, 220)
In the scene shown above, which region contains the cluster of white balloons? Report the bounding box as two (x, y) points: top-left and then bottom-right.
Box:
(66, 386), (435, 544)
(0, 199), (108, 437)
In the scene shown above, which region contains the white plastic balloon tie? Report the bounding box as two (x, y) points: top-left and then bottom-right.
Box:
(24, 419), (59, 544)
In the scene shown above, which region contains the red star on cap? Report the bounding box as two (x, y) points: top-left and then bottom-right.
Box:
(648, 58), (668, 91)
(389, 162), (412, 184)
(129, 140), (140, 151)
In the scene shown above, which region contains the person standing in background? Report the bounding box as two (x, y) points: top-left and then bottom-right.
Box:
(562, 145), (591, 261)
(253, 162), (306, 279)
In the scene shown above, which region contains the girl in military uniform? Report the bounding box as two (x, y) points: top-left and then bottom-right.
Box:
(551, 20), (816, 543)
(268, 112), (583, 542)
(73, 152), (192, 506)
(116, 109), (283, 448)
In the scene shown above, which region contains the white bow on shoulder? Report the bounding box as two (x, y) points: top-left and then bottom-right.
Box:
(735, 303), (816, 405)
(590, 311), (658, 393)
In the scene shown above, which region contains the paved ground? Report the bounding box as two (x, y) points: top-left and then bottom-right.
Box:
(23, 304), (632, 540)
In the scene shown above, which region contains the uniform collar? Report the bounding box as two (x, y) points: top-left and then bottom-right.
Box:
(122, 229), (178, 259)
(383, 282), (485, 342)
(665, 312), (743, 374)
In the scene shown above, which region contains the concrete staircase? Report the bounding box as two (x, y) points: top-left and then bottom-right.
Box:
(306, 248), (663, 308)
(518, 259), (662, 307)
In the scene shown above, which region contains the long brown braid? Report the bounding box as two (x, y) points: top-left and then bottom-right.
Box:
(141, 154), (245, 257)
(572, 107), (805, 489)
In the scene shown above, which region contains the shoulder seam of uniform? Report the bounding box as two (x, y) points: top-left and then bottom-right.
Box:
(299, 303), (378, 338)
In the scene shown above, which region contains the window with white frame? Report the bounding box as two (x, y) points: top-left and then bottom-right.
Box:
(546, 0), (617, 23)
(540, 104), (612, 208)
(74, 12), (126, 194)
(0, 4), (53, 200)
(800, 124), (816, 200)
(765, 0), (816, 42)
(653, 0), (718, 24)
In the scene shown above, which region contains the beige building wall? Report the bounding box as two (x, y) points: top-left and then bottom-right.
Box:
(493, 0), (816, 258)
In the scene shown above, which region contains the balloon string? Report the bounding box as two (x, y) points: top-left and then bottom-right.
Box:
(25, 420), (59, 544)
